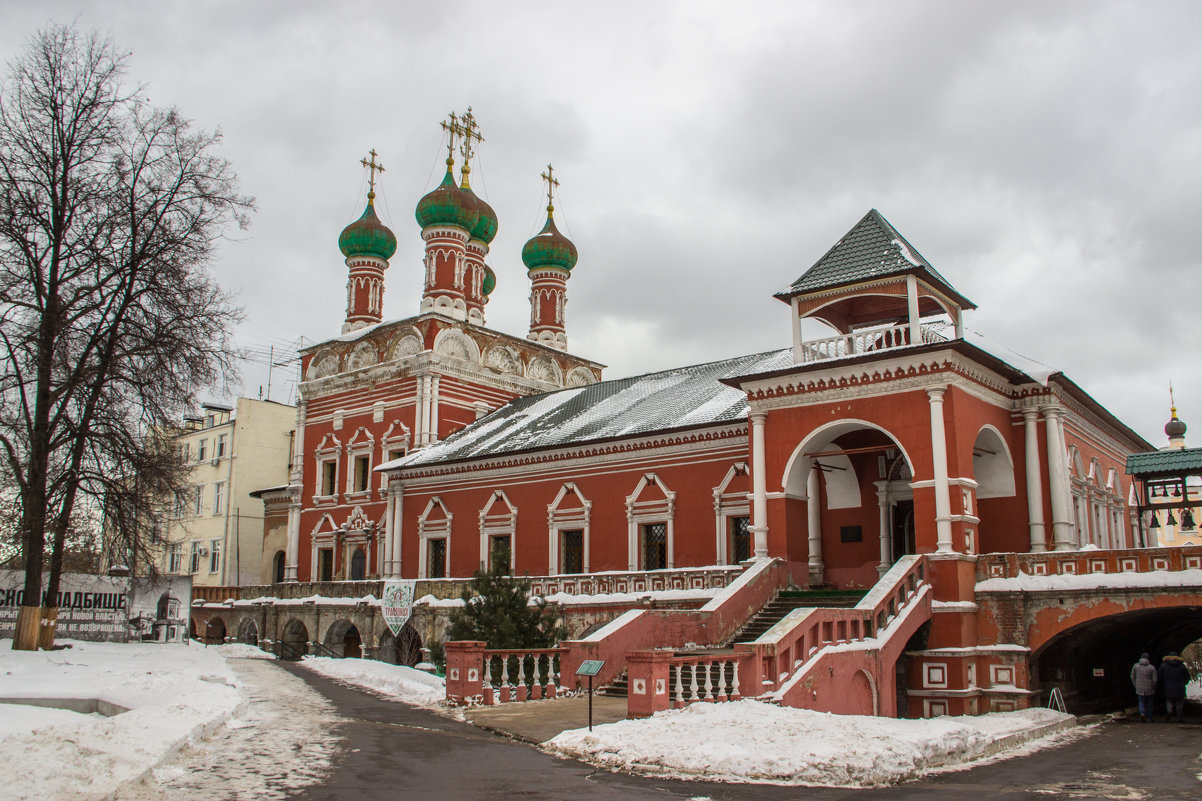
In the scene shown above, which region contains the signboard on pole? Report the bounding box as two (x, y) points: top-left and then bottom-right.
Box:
(381, 579), (417, 636)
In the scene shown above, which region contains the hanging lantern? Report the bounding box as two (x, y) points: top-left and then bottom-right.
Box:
(1149, 512), (1161, 529)
(1183, 509), (1197, 531)
(1167, 510), (1179, 526)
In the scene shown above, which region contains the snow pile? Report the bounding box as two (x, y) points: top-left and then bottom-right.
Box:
(546, 700), (1072, 787)
(300, 656), (445, 707)
(212, 642), (276, 659)
(976, 568), (1202, 593)
(0, 639), (244, 801)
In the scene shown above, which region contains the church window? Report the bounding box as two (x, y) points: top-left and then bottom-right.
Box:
(560, 530), (583, 574)
(729, 516), (751, 563)
(489, 536), (512, 574)
(353, 455), (370, 493)
(641, 523), (667, 571)
(350, 548), (366, 581)
(428, 538), (447, 579)
(317, 548), (334, 582)
(321, 460), (338, 496)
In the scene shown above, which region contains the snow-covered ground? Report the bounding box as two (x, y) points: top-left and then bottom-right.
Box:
(545, 700), (1077, 787)
(299, 655), (446, 707)
(0, 639), (245, 801)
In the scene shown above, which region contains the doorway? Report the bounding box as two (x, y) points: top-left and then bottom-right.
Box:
(892, 500), (915, 561)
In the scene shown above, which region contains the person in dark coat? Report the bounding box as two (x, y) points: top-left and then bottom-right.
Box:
(1159, 652), (1191, 722)
(1130, 652), (1157, 722)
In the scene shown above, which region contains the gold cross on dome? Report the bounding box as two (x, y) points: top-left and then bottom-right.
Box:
(360, 149), (385, 195)
(540, 163), (560, 213)
(458, 106), (484, 165)
(440, 111), (461, 162)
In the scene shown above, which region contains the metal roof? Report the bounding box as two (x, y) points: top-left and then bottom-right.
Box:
(386, 349), (792, 470)
(1126, 448), (1202, 476)
(775, 209), (975, 310)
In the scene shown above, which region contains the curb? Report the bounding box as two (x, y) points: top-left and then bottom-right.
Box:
(974, 716), (1079, 761)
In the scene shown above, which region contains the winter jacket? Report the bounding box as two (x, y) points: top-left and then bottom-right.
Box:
(1159, 655), (1191, 699)
(1131, 657), (1157, 696)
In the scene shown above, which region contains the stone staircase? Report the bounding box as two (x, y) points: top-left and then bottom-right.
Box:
(728, 588), (866, 644)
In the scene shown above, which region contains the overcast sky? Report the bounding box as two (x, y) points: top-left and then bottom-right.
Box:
(3, 1), (1200, 447)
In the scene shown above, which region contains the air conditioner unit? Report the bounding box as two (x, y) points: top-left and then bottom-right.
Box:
(210, 457), (220, 466)
(197, 547), (209, 555)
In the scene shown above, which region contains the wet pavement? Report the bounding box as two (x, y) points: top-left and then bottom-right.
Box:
(279, 661), (1202, 800)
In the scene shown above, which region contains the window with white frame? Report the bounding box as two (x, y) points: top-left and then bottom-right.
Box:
(167, 543), (182, 573)
(547, 483), (591, 575)
(626, 473), (675, 571)
(173, 491), (187, 519)
(314, 434), (343, 500)
(178, 443), (190, 464)
(418, 498), (452, 579)
(213, 481), (225, 515)
(713, 462), (750, 564)
(209, 539), (222, 573)
(189, 541), (201, 573)
(428, 538), (447, 579)
(353, 454), (370, 493)
(193, 485), (204, 516)
(560, 529), (584, 574)
(197, 438), (208, 461)
(216, 432), (228, 458)
(321, 459), (338, 496)
(479, 491), (517, 573)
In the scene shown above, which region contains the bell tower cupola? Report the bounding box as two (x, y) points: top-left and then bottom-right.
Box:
(339, 149), (397, 334)
(523, 164), (577, 350)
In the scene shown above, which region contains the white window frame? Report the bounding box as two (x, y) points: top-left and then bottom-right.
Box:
(713, 462), (751, 565)
(167, 542), (182, 573)
(547, 483), (591, 574)
(213, 481), (225, 516)
(626, 473), (675, 571)
(417, 497), (452, 579)
(314, 434), (342, 502)
(193, 485), (204, 516)
(479, 491), (517, 573)
(209, 539), (222, 573)
(189, 541), (201, 574)
(197, 438), (208, 461)
(216, 432), (228, 458)
(345, 427), (375, 499)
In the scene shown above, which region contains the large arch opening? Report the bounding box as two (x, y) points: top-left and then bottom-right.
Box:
(1032, 605), (1202, 714)
(324, 618), (362, 659)
(237, 618), (259, 646)
(377, 624), (424, 667)
(203, 617), (227, 645)
(783, 421), (916, 589)
(280, 619), (309, 660)
(971, 425), (1019, 554)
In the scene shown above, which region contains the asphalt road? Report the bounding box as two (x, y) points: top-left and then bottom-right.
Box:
(281, 662), (1202, 801)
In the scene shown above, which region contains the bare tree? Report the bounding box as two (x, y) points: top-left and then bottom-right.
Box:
(0, 24), (252, 649)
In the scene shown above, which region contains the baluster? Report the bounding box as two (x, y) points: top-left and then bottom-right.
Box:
(730, 660), (740, 699)
(516, 654), (527, 701)
(500, 655), (511, 702)
(689, 663), (700, 703)
(674, 664), (684, 707)
(703, 661), (714, 701)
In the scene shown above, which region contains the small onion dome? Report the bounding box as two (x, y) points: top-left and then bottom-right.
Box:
(482, 264), (496, 297)
(338, 195), (397, 261)
(521, 212), (578, 271)
(1166, 408), (1187, 439)
(459, 169), (498, 244)
(415, 164), (479, 232)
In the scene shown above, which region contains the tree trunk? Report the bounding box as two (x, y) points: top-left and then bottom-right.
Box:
(37, 606), (58, 650)
(13, 605), (41, 651)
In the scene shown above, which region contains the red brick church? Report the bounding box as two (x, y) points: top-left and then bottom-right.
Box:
(257, 110), (1190, 718)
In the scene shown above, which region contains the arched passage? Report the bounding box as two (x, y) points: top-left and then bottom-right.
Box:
(1033, 604), (1202, 714)
(280, 619), (309, 660)
(273, 550), (286, 583)
(377, 624), (424, 667)
(324, 618), (362, 658)
(237, 617), (259, 646)
(971, 425), (1019, 553)
(204, 617), (226, 645)
(782, 420), (916, 588)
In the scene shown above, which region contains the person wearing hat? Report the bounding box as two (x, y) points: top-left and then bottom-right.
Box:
(1159, 652), (1191, 723)
(1130, 652), (1157, 722)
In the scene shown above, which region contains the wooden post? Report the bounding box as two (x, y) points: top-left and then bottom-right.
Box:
(13, 605), (41, 651)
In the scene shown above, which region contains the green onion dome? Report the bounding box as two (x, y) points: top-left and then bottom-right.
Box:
(338, 195), (397, 260)
(415, 163), (479, 232)
(521, 212), (578, 271)
(482, 264), (496, 297)
(463, 186), (498, 244)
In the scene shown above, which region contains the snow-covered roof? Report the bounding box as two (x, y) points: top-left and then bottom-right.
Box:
(382, 349), (792, 470)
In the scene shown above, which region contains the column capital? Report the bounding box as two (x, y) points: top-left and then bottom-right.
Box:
(1021, 407), (1041, 423)
(925, 386), (947, 402)
(748, 409), (768, 425)
(1040, 403), (1064, 420)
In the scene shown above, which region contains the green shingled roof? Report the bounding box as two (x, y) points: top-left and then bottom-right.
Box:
(775, 209), (975, 310)
(1126, 448), (1202, 476)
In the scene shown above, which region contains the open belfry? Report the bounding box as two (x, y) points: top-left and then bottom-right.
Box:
(191, 109), (1202, 720)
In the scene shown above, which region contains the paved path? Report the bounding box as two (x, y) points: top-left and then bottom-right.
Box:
(281, 661), (1202, 800)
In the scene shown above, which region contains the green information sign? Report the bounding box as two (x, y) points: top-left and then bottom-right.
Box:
(576, 659), (605, 677)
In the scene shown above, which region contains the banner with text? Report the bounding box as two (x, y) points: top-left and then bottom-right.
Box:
(381, 579), (417, 636)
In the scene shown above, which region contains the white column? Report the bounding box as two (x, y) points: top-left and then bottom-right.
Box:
(284, 491), (301, 581)
(790, 297), (803, 363)
(421, 375), (434, 444)
(413, 373), (425, 446)
(807, 459), (823, 581)
(876, 481), (891, 576)
(383, 481), (395, 577)
(906, 274), (921, 344)
(927, 387), (954, 553)
(749, 411), (769, 558)
(1022, 408), (1047, 552)
(390, 486), (404, 577)
(430, 374), (441, 443)
(1043, 405), (1075, 551)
